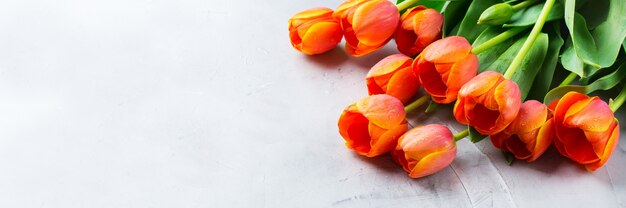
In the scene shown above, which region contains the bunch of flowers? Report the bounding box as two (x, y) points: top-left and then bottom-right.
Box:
(289, 0), (626, 178)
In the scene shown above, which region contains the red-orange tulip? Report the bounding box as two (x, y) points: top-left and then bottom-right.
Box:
(333, 0), (400, 56)
(391, 124), (456, 178)
(453, 71), (521, 135)
(366, 54), (420, 103)
(288, 7), (343, 55)
(394, 6), (444, 57)
(413, 36), (478, 104)
(490, 100), (554, 162)
(338, 94), (408, 157)
(552, 91), (620, 171)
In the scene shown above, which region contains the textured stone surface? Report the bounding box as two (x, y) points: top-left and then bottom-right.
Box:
(0, 0), (624, 207)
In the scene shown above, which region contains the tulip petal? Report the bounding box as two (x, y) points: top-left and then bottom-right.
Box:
(505, 135), (532, 160)
(458, 71), (502, 98)
(408, 149), (456, 178)
(416, 58), (447, 97)
(443, 53), (478, 103)
(585, 120), (620, 171)
(414, 9), (443, 47)
(369, 121), (408, 157)
(564, 97), (613, 132)
(301, 22), (343, 55)
(560, 127), (599, 164)
(530, 118), (554, 161)
(356, 94), (405, 129)
(338, 108), (372, 154)
(352, 0), (399, 46)
(366, 54), (412, 77)
(423, 36), (471, 63)
(511, 100), (548, 134)
(385, 67), (420, 103)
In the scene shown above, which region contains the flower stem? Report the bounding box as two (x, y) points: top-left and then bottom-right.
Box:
(454, 129), (469, 142)
(511, 0), (537, 11)
(558, 72), (577, 87)
(397, 0), (419, 11)
(471, 27), (528, 54)
(503, 0), (555, 80)
(609, 84), (626, 112)
(404, 94), (431, 113)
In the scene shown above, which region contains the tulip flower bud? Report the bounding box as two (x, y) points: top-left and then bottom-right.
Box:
(413, 36), (478, 104)
(392, 124), (456, 178)
(333, 0), (400, 56)
(366, 54), (420, 103)
(490, 100), (554, 162)
(394, 6), (444, 57)
(552, 92), (620, 171)
(288, 7), (343, 55)
(478, 3), (514, 25)
(453, 71), (521, 135)
(338, 94), (408, 157)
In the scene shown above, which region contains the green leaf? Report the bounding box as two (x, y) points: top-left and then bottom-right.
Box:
(527, 25), (564, 101)
(442, 0), (471, 36)
(591, 0), (626, 68)
(563, 0), (600, 69)
(560, 38), (585, 77)
(396, 0), (446, 12)
(424, 101), (439, 114)
(543, 62), (626, 104)
(623, 38), (626, 52)
(468, 126), (487, 143)
(543, 85), (587, 104)
(503, 2), (564, 27)
(485, 33), (549, 100)
(473, 27), (522, 72)
(577, 0), (609, 30)
(502, 151), (515, 165)
(456, 0), (502, 43)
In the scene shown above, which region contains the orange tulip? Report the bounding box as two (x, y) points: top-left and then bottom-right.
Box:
(413, 36), (478, 104)
(333, 0), (400, 56)
(288, 7), (343, 55)
(366, 54), (420, 103)
(394, 6), (444, 57)
(338, 94), (408, 157)
(551, 91), (620, 171)
(391, 124), (456, 178)
(490, 100), (554, 162)
(453, 71), (521, 135)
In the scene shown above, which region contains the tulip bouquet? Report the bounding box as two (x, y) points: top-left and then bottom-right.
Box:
(289, 0), (626, 178)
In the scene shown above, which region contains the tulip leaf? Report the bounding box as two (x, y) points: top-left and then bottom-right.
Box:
(543, 62), (626, 104)
(396, 0), (446, 12)
(456, 0), (501, 43)
(468, 126), (487, 143)
(590, 0), (626, 68)
(563, 0), (601, 70)
(424, 101), (439, 114)
(442, 0), (471, 37)
(473, 27), (522, 72)
(560, 38), (585, 77)
(486, 33), (549, 100)
(527, 24), (564, 101)
(502, 151), (515, 166)
(503, 2), (564, 27)
(623, 38), (626, 52)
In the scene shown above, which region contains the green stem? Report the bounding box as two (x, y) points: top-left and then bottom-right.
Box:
(397, 0), (420, 11)
(404, 94), (431, 113)
(454, 129), (469, 142)
(471, 27), (528, 54)
(609, 84), (626, 112)
(558, 72), (577, 87)
(512, 0), (537, 11)
(503, 0), (555, 80)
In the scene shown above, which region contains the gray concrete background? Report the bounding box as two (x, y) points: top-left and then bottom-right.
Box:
(0, 0), (624, 207)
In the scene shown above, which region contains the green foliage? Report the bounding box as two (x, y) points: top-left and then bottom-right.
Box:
(544, 62), (626, 104)
(456, 0), (502, 43)
(503, 2), (564, 27)
(468, 126), (487, 143)
(527, 24), (564, 101)
(396, 0), (446, 12)
(473, 27), (524, 72)
(482, 33), (549, 100)
(442, 0), (472, 36)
